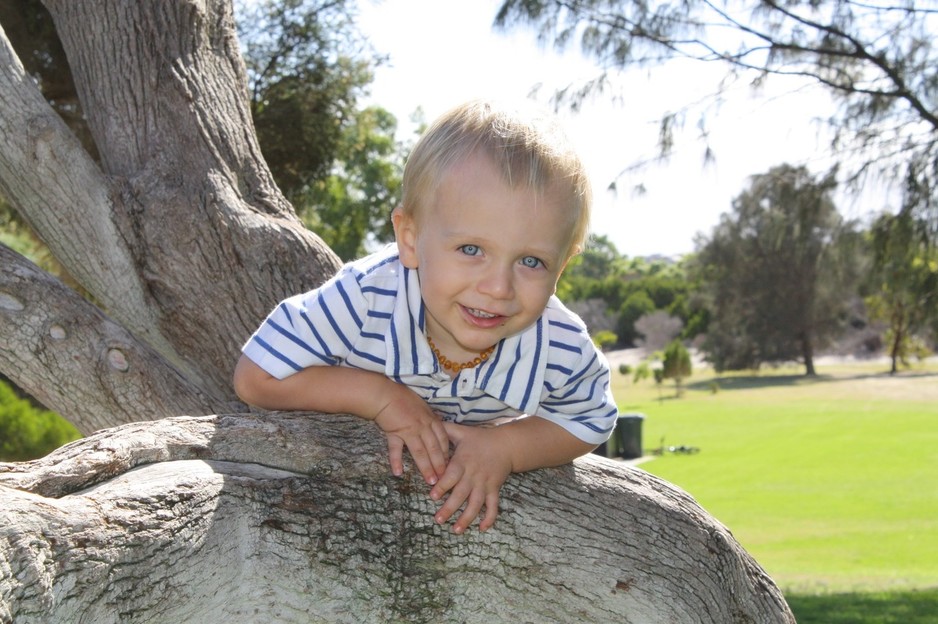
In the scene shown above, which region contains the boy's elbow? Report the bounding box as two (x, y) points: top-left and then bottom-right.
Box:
(232, 356), (269, 406)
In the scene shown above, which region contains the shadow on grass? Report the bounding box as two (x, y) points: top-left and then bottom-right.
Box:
(685, 370), (938, 392)
(787, 588), (938, 624)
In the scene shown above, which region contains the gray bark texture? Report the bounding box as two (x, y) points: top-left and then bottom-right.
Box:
(0, 413), (795, 624)
(0, 1), (794, 621)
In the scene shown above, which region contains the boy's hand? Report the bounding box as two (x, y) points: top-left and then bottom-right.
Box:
(429, 423), (513, 534)
(373, 387), (450, 486)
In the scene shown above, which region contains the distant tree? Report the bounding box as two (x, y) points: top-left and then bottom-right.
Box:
(634, 310), (683, 353)
(495, 0), (938, 236)
(236, 0), (403, 258)
(591, 329), (618, 351)
(865, 209), (938, 373)
(616, 290), (656, 348)
(237, 0), (376, 198)
(300, 105), (403, 260)
(692, 164), (862, 374)
(662, 340), (692, 397)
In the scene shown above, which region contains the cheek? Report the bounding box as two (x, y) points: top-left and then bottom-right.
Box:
(518, 278), (556, 308)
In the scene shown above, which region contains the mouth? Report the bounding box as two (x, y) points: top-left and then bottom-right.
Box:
(466, 307), (499, 319)
(461, 305), (506, 328)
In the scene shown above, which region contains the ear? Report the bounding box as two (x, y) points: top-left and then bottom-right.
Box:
(392, 207), (419, 269)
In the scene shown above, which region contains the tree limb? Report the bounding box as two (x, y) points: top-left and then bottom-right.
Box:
(0, 412), (795, 623)
(0, 245), (234, 435)
(0, 22), (166, 353)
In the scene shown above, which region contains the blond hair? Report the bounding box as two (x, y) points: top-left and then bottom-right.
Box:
(400, 100), (592, 257)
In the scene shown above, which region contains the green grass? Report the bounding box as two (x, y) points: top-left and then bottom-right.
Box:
(609, 360), (938, 621)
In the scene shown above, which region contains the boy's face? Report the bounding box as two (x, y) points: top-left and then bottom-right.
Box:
(394, 152), (575, 362)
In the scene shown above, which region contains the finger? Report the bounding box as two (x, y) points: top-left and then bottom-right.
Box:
(452, 491), (486, 535)
(423, 424), (449, 478)
(386, 435), (405, 477)
(442, 421), (463, 442)
(434, 480), (470, 527)
(406, 442), (439, 486)
(478, 491), (500, 532)
(434, 421), (451, 460)
(429, 460), (462, 502)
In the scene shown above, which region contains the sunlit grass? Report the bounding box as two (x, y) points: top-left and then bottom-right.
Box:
(609, 359), (938, 595)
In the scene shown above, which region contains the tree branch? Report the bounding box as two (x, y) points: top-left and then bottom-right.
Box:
(0, 245), (234, 434)
(761, 0), (938, 130)
(0, 22), (168, 353)
(0, 412), (795, 623)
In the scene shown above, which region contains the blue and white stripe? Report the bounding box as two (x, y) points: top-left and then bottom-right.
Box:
(242, 244), (617, 444)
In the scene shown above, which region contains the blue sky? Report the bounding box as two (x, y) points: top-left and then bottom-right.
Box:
(357, 0), (895, 257)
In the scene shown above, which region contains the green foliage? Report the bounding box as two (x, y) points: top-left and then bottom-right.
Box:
(865, 209), (938, 373)
(236, 0), (404, 260)
(238, 0), (377, 193)
(558, 236), (703, 348)
(591, 329), (617, 351)
(301, 106), (404, 260)
(617, 363), (631, 376)
(0, 380), (80, 461)
(661, 339), (692, 396)
(616, 290), (655, 346)
(631, 362), (650, 384)
(692, 165), (863, 373)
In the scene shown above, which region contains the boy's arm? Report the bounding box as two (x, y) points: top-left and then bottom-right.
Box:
(430, 416), (595, 534)
(233, 355), (450, 483)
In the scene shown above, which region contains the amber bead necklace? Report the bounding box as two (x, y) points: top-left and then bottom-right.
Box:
(426, 335), (495, 374)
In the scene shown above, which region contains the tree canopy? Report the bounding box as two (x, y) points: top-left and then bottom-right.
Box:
(495, 0), (938, 236)
(865, 209), (938, 373)
(691, 164), (863, 374)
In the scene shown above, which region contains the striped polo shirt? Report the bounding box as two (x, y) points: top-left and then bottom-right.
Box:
(242, 245), (617, 445)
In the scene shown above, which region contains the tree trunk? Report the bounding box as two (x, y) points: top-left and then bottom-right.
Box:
(0, 413), (795, 624)
(0, 0), (341, 431)
(800, 331), (816, 376)
(0, 1), (794, 617)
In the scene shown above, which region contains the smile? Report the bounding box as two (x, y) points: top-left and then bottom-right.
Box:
(467, 307), (498, 319)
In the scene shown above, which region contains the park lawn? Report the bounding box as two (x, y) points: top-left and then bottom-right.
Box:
(609, 361), (938, 595)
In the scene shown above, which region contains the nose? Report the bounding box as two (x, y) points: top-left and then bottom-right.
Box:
(477, 262), (514, 299)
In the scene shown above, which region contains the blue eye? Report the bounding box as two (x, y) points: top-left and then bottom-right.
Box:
(459, 244), (481, 256)
(521, 256), (544, 269)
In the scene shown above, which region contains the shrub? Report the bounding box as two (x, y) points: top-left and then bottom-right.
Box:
(0, 380), (81, 461)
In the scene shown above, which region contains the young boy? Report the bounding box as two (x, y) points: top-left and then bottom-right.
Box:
(234, 100), (618, 534)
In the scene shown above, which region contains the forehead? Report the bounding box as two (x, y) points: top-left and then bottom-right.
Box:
(425, 153), (578, 254)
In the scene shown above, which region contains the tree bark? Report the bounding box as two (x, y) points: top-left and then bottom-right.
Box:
(0, 413), (795, 624)
(1, 0), (341, 415)
(0, 2), (795, 617)
(0, 246), (232, 434)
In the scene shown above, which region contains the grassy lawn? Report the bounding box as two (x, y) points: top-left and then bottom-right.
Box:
(608, 358), (938, 622)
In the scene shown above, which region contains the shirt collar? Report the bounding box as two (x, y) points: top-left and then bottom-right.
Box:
(387, 258), (549, 413)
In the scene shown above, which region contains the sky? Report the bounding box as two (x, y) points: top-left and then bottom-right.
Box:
(356, 0), (896, 258)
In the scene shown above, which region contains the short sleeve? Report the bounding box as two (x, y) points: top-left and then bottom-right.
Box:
(241, 267), (368, 379)
(535, 320), (618, 445)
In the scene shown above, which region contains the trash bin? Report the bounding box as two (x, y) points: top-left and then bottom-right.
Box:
(591, 436), (610, 457)
(614, 412), (645, 460)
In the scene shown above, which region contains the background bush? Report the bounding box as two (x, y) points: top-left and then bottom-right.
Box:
(0, 380), (81, 461)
